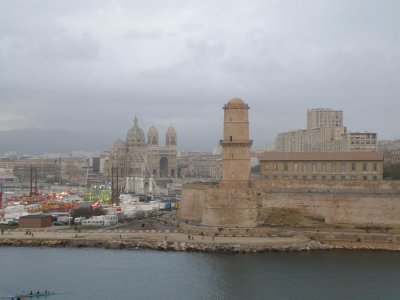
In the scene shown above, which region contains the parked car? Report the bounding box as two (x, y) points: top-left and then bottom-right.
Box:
(52, 221), (66, 226)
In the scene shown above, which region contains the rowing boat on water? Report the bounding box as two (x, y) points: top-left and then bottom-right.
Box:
(0, 291), (69, 299)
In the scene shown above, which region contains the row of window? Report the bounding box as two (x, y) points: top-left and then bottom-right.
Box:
(264, 175), (380, 181)
(351, 141), (376, 144)
(264, 162), (378, 173)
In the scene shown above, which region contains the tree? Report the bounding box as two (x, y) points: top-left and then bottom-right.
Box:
(70, 207), (105, 219)
(251, 164), (261, 174)
(383, 164), (400, 180)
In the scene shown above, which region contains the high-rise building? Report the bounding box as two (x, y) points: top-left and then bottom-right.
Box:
(307, 108), (343, 129)
(275, 109), (377, 152)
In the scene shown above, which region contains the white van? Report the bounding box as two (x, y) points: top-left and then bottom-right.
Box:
(57, 216), (73, 223)
(0, 218), (17, 225)
(74, 217), (86, 224)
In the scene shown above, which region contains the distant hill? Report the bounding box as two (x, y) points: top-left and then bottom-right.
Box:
(0, 129), (114, 155)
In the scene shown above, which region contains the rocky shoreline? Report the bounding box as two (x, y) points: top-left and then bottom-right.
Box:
(0, 237), (333, 253)
(2, 221), (400, 253)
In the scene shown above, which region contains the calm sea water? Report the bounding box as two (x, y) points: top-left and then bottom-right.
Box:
(0, 247), (399, 300)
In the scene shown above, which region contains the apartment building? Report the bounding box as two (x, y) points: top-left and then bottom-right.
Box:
(275, 108), (377, 152)
(307, 108), (343, 129)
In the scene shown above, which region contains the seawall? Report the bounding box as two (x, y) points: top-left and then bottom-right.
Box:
(2, 226), (400, 252)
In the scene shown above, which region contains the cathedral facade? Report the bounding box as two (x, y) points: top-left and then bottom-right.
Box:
(106, 117), (178, 186)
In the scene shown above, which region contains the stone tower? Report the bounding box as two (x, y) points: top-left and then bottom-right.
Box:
(147, 125), (159, 147)
(220, 98), (252, 181)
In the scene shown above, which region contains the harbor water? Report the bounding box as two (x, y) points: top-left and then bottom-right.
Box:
(1, 247), (400, 300)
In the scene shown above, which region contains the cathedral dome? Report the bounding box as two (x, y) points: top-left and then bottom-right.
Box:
(166, 126), (177, 146)
(127, 116), (145, 148)
(112, 138), (126, 155)
(147, 125), (159, 146)
(113, 138), (126, 148)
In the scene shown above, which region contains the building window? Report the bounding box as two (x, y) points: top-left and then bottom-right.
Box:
(322, 175), (326, 180)
(293, 175), (298, 179)
(303, 175), (307, 180)
(321, 163), (326, 173)
(293, 163), (298, 172)
(363, 163), (368, 172)
(312, 175), (317, 180)
(230, 136), (233, 142)
(312, 163), (317, 173)
(302, 163), (306, 173)
(284, 162), (288, 172)
(341, 175), (346, 180)
(331, 163), (336, 173)
(363, 176), (368, 181)
(373, 176), (377, 180)
(341, 162), (346, 172)
(351, 163), (356, 172)
(274, 163), (278, 171)
(265, 164), (269, 171)
(331, 176), (336, 180)
(373, 163), (377, 172)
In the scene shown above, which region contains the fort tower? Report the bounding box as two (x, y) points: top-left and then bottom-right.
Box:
(220, 98), (253, 181)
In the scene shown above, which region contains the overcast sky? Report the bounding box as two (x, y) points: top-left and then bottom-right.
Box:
(1, 0), (399, 151)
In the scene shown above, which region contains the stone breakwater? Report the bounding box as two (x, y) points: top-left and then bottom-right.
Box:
(0, 237), (332, 253)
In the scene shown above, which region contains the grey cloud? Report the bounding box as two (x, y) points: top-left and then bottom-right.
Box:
(185, 38), (225, 66)
(0, 0), (399, 152)
(34, 33), (101, 62)
(123, 29), (166, 40)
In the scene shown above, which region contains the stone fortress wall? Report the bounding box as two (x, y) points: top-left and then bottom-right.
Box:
(178, 180), (400, 227)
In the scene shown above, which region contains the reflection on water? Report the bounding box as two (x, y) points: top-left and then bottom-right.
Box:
(0, 248), (399, 300)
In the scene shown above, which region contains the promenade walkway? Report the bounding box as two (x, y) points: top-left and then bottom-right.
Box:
(0, 228), (309, 248)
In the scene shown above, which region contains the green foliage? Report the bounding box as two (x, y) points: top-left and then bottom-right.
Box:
(383, 164), (400, 180)
(251, 164), (261, 174)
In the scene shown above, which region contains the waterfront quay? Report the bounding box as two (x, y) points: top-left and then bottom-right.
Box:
(2, 214), (400, 252)
(0, 226), (315, 253)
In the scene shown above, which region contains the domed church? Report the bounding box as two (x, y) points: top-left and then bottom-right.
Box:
(106, 116), (178, 189)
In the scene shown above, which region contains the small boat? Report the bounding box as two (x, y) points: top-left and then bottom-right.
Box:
(0, 291), (69, 300)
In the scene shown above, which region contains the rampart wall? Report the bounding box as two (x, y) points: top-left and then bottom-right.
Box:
(178, 180), (400, 227)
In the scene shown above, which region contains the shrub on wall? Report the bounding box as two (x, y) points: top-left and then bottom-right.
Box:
(384, 164), (400, 180)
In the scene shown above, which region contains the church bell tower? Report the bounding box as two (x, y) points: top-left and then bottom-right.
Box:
(220, 98), (252, 181)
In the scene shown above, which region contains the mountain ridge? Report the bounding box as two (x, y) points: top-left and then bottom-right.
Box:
(0, 128), (113, 155)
